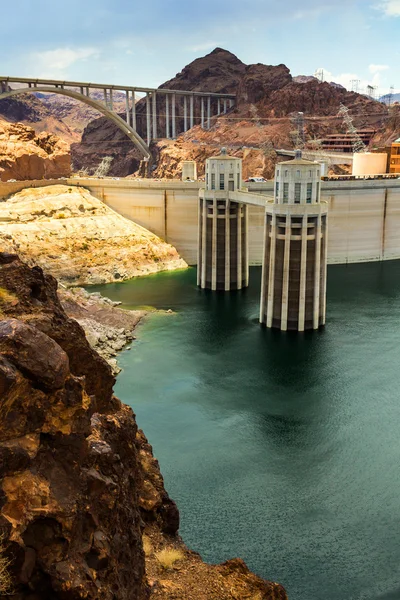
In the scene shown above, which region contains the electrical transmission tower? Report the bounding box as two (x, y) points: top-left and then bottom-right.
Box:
(338, 104), (366, 153)
(351, 79), (361, 93)
(314, 69), (324, 83)
(388, 85), (395, 106)
(366, 85), (377, 100)
(295, 111), (305, 147)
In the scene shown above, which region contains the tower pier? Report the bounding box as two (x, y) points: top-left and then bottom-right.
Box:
(260, 152), (328, 331)
(197, 150), (248, 291)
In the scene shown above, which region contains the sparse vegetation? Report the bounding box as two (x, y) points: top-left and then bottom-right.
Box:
(0, 541), (12, 595)
(0, 287), (18, 306)
(155, 548), (184, 570)
(142, 535), (153, 556)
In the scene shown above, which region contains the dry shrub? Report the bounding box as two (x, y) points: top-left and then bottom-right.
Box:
(0, 287), (17, 306)
(155, 548), (184, 570)
(142, 535), (153, 556)
(0, 542), (12, 595)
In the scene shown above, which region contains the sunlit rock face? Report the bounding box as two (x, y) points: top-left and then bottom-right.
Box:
(0, 118), (71, 181)
(0, 184), (187, 285)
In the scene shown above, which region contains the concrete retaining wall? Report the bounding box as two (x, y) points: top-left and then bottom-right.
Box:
(1, 177), (400, 266)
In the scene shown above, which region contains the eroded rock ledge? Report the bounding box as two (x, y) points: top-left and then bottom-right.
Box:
(0, 254), (287, 600)
(0, 184), (187, 286)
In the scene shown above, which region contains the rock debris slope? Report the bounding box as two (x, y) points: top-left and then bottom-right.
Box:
(0, 184), (187, 285)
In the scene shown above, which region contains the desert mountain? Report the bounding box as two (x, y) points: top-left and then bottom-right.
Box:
(71, 48), (390, 178)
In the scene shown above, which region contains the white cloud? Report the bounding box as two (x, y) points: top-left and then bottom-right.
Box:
(376, 0), (400, 16)
(315, 66), (394, 96)
(369, 64), (390, 74)
(187, 41), (220, 53)
(32, 47), (100, 78)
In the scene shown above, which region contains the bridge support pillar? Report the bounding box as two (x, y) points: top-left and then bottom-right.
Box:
(184, 96), (188, 132)
(152, 91), (157, 140)
(190, 95), (194, 128)
(201, 97), (205, 128)
(131, 90), (136, 131)
(217, 98), (221, 115)
(172, 93), (176, 139)
(166, 94), (170, 138)
(223, 99), (227, 113)
(125, 90), (131, 127)
(146, 92), (151, 145)
(207, 96), (211, 129)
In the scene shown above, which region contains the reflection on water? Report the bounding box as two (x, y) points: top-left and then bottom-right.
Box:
(91, 262), (400, 600)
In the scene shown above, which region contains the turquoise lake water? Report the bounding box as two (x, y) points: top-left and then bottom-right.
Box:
(91, 263), (400, 600)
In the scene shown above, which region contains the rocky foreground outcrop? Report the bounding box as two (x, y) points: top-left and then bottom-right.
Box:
(0, 118), (71, 181)
(0, 184), (187, 285)
(0, 254), (288, 599)
(0, 253), (176, 599)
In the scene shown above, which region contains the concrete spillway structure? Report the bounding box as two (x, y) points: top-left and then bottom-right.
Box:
(197, 150), (248, 290)
(260, 153), (328, 331)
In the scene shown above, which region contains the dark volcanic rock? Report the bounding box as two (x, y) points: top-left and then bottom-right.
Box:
(265, 80), (388, 118)
(160, 47), (246, 94)
(237, 63), (292, 105)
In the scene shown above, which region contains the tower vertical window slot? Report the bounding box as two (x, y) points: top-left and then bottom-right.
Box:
(294, 183), (301, 203)
(219, 173), (225, 190)
(211, 173), (215, 190)
(306, 183), (312, 203)
(283, 183), (289, 203)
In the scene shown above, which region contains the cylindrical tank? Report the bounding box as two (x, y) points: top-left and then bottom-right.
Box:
(352, 152), (387, 176)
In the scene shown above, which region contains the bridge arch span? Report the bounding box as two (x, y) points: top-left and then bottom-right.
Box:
(0, 87), (151, 159)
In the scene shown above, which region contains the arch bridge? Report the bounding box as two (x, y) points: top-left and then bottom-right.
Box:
(0, 76), (236, 159)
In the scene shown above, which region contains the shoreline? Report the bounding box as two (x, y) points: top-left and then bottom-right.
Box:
(59, 286), (147, 374)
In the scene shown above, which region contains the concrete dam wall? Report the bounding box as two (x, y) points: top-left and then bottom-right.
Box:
(1, 177), (400, 266)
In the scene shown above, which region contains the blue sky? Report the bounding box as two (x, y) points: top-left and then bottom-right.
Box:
(1, 0), (400, 95)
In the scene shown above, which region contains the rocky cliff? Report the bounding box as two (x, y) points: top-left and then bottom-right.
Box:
(0, 119), (71, 181)
(0, 94), (79, 145)
(0, 253), (175, 599)
(0, 184), (187, 285)
(0, 254), (288, 599)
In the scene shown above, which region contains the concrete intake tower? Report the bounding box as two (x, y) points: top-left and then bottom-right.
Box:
(260, 152), (328, 331)
(197, 150), (248, 290)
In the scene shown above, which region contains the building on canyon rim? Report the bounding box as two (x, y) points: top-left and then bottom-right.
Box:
(197, 149), (328, 332)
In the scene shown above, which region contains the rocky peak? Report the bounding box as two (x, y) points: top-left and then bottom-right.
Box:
(159, 47), (246, 93)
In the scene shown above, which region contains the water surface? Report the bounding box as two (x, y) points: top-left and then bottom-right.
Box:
(91, 264), (400, 600)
